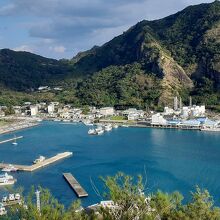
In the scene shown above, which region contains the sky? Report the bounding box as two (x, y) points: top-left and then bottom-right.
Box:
(0, 0), (214, 59)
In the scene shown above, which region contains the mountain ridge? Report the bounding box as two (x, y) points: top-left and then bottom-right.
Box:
(0, 1), (219, 108)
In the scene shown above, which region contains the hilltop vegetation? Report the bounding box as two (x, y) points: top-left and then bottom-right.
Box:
(0, 1), (220, 108)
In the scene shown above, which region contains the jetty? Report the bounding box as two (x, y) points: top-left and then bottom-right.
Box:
(0, 152), (72, 172)
(0, 136), (23, 145)
(63, 173), (88, 198)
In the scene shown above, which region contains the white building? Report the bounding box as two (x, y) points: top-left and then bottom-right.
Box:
(182, 106), (190, 118)
(191, 105), (205, 117)
(151, 113), (167, 125)
(163, 107), (174, 115)
(30, 105), (38, 116)
(48, 104), (55, 114)
(100, 107), (115, 116)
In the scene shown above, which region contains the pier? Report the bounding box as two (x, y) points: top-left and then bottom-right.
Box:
(63, 173), (88, 198)
(0, 136), (23, 145)
(0, 152), (73, 172)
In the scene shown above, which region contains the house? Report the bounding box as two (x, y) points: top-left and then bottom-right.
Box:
(30, 105), (38, 116)
(163, 107), (174, 115)
(48, 104), (55, 114)
(100, 107), (115, 116)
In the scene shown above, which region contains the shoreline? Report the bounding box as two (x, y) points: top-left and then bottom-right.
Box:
(0, 121), (39, 135)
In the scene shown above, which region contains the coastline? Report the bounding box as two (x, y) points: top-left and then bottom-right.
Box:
(0, 121), (39, 135)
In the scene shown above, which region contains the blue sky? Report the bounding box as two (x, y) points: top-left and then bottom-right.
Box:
(0, 0), (214, 59)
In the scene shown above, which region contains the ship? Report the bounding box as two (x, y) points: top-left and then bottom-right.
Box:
(2, 164), (18, 172)
(88, 129), (96, 135)
(104, 124), (113, 131)
(95, 127), (104, 135)
(200, 127), (220, 132)
(12, 135), (18, 145)
(33, 156), (46, 164)
(0, 173), (16, 186)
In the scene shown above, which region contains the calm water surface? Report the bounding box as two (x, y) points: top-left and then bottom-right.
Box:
(0, 121), (220, 207)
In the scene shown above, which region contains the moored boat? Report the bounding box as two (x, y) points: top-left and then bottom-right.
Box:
(200, 127), (220, 132)
(0, 173), (16, 186)
(88, 129), (96, 135)
(33, 156), (46, 164)
(113, 124), (119, 129)
(2, 164), (18, 172)
(104, 124), (112, 131)
(95, 127), (104, 135)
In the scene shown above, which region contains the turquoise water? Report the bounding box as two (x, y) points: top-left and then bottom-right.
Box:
(0, 121), (220, 207)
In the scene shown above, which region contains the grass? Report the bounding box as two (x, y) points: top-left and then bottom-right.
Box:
(110, 115), (127, 120)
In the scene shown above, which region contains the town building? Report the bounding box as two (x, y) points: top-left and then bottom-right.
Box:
(151, 113), (167, 125)
(30, 105), (38, 116)
(48, 104), (55, 114)
(100, 107), (115, 116)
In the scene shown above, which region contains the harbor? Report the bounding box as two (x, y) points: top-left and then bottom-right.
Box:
(63, 173), (88, 198)
(0, 152), (73, 172)
(0, 121), (220, 207)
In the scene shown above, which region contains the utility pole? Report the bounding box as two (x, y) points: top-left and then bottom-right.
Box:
(35, 190), (41, 213)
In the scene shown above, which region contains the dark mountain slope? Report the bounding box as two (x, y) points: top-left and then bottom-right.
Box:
(0, 49), (71, 91)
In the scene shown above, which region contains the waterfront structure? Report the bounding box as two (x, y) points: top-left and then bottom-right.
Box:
(163, 107), (174, 115)
(151, 113), (167, 125)
(30, 105), (38, 116)
(48, 104), (55, 114)
(123, 108), (145, 120)
(100, 107), (115, 117)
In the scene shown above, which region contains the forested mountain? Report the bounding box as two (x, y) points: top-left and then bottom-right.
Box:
(0, 1), (219, 108)
(0, 49), (72, 91)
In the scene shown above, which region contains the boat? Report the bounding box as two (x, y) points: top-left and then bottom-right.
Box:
(84, 120), (94, 126)
(104, 124), (112, 131)
(0, 173), (16, 186)
(122, 124), (129, 127)
(113, 124), (119, 129)
(200, 127), (220, 132)
(2, 164), (18, 172)
(33, 156), (46, 164)
(63, 119), (70, 122)
(0, 203), (7, 216)
(95, 127), (104, 135)
(12, 135), (18, 145)
(88, 129), (96, 135)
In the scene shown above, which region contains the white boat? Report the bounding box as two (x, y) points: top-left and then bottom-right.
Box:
(201, 127), (220, 132)
(84, 120), (94, 126)
(33, 156), (46, 164)
(88, 129), (96, 135)
(0, 173), (16, 186)
(95, 127), (104, 135)
(63, 119), (70, 122)
(0, 204), (7, 216)
(113, 124), (119, 129)
(2, 164), (18, 172)
(122, 124), (129, 127)
(104, 124), (112, 131)
(12, 135), (18, 145)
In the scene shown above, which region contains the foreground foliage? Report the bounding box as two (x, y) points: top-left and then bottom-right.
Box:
(0, 173), (220, 220)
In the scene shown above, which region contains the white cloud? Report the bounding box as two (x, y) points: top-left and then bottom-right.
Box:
(49, 45), (66, 53)
(13, 45), (33, 53)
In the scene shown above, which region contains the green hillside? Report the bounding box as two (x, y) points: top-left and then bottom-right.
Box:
(0, 1), (219, 108)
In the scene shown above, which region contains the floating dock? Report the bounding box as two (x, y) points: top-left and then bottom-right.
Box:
(2, 200), (22, 207)
(63, 173), (88, 198)
(0, 136), (23, 145)
(0, 152), (73, 172)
